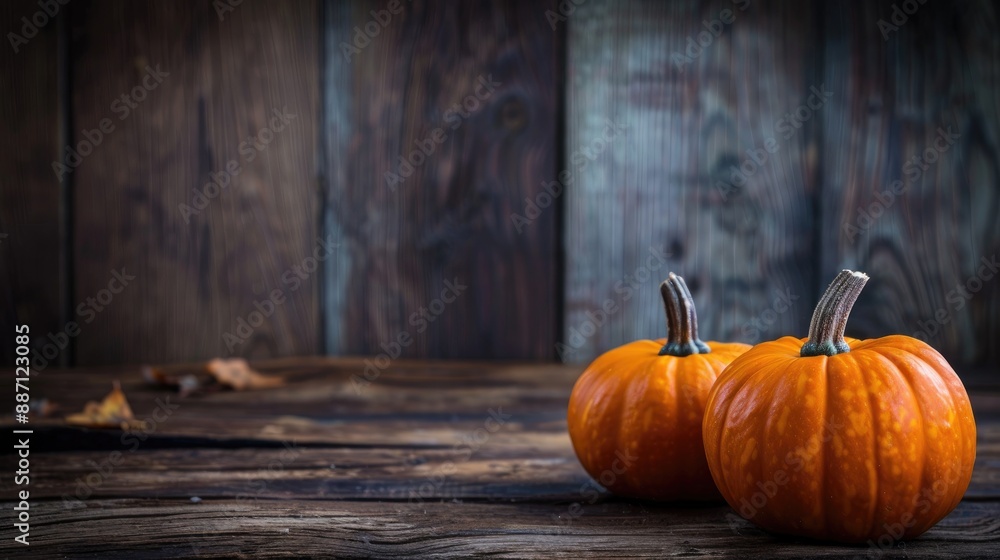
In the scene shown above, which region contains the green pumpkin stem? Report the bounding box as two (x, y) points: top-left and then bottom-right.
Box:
(800, 269), (869, 357)
(659, 273), (711, 356)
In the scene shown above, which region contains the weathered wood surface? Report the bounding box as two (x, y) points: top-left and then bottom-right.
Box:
(0, 0), (64, 366)
(322, 0), (560, 359)
(563, 0), (820, 364)
(69, 0), (320, 365)
(9, 499), (1000, 559)
(819, 0), (1000, 366)
(2, 358), (999, 558)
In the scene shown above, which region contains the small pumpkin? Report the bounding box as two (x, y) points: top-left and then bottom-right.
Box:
(703, 270), (977, 543)
(567, 273), (750, 501)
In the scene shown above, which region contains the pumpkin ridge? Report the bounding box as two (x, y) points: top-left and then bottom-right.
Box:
(705, 357), (757, 502)
(871, 348), (927, 537)
(851, 349), (886, 540)
(574, 358), (618, 423)
(616, 357), (663, 496)
(664, 355), (681, 491)
(571, 357), (623, 467)
(758, 355), (810, 532)
(816, 352), (832, 537)
(718, 358), (784, 511)
(877, 344), (969, 533)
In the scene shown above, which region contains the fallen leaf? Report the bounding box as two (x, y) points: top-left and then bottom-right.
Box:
(65, 381), (148, 430)
(142, 365), (172, 386)
(205, 358), (284, 391)
(143, 365), (201, 397)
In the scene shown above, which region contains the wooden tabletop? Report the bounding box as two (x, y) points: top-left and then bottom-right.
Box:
(3, 358), (999, 558)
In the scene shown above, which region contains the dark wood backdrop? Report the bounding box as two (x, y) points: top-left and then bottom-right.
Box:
(1, 0), (998, 372)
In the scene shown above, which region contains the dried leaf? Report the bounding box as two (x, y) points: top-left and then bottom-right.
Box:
(142, 365), (172, 386)
(143, 365), (201, 397)
(65, 381), (148, 430)
(205, 358), (284, 391)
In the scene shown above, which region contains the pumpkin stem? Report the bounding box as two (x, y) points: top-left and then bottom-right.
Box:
(800, 269), (869, 357)
(659, 273), (711, 356)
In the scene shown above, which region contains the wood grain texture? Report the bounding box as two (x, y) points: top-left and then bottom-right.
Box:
(1, 358), (999, 558)
(323, 0), (560, 359)
(0, 0), (64, 365)
(2, 499), (998, 559)
(563, 0), (820, 364)
(820, 0), (1000, 366)
(70, 0), (320, 365)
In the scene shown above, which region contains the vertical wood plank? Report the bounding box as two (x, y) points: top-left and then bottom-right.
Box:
(821, 0), (1000, 367)
(564, 0), (820, 363)
(321, 0), (353, 357)
(324, 0), (560, 359)
(0, 0), (64, 365)
(71, 0), (320, 365)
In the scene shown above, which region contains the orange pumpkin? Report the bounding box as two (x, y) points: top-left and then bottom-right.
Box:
(567, 273), (750, 501)
(703, 270), (977, 543)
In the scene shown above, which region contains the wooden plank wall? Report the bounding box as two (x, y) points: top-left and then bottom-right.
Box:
(0, 0), (64, 366)
(69, 0), (320, 364)
(1, 0), (998, 370)
(322, 0), (560, 359)
(820, 0), (1000, 367)
(563, 0), (820, 363)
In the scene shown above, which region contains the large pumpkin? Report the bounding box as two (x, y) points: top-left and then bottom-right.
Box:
(703, 270), (976, 542)
(567, 273), (750, 501)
